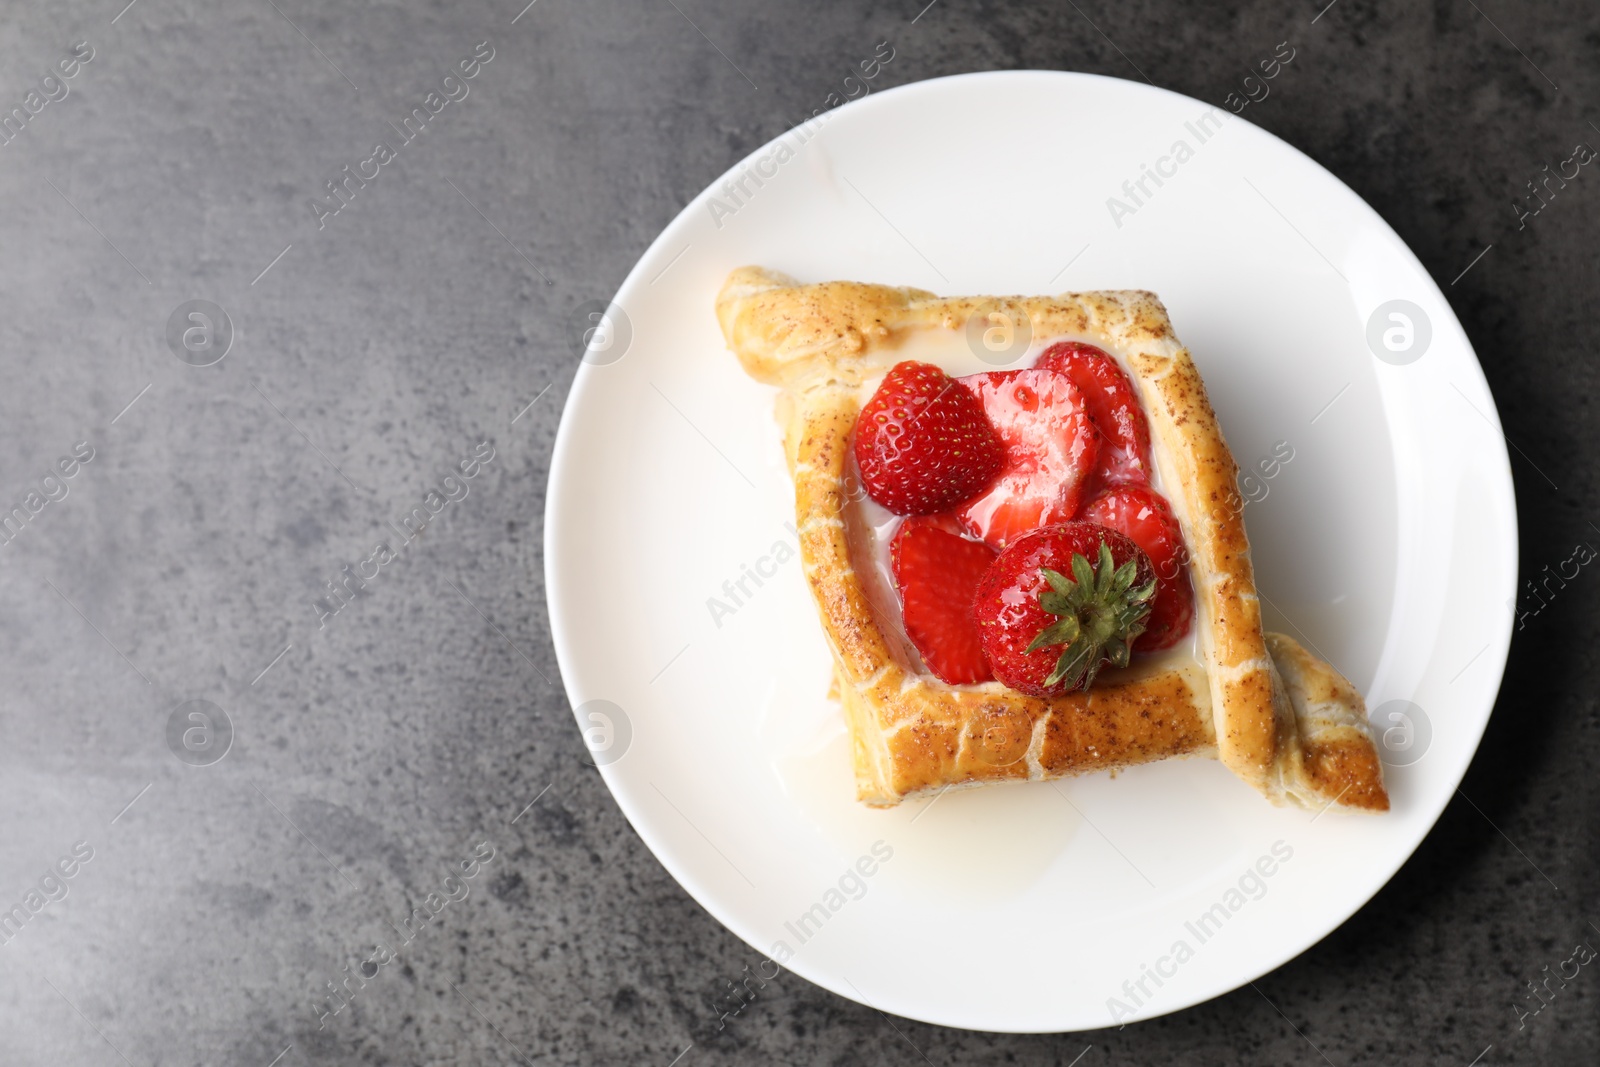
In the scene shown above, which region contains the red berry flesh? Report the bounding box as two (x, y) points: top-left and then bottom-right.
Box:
(1079, 485), (1194, 651)
(891, 516), (997, 685)
(1036, 341), (1152, 490)
(954, 368), (1099, 551)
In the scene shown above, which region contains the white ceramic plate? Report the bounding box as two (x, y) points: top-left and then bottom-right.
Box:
(545, 71), (1516, 1032)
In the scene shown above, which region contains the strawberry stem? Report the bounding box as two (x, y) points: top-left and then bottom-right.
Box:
(1024, 541), (1156, 691)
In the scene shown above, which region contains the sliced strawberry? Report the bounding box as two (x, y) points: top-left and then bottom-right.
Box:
(853, 361), (1004, 517)
(973, 521), (1156, 696)
(1080, 485), (1194, 651)
(954, 368), (1098, 551)
(1036, 341), (1152, 489)
(890, 516), (997, 685)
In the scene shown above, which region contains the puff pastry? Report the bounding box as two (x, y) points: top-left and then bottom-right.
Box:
(717, 267), (1387, 813)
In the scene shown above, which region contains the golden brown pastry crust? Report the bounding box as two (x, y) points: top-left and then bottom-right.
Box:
(718, 267), (1387, 813)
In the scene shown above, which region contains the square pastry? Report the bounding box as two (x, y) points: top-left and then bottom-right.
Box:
(716, 266), (1387, 813)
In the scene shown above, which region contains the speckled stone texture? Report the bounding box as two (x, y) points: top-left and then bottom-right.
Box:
(0, 0), (1593, 1063)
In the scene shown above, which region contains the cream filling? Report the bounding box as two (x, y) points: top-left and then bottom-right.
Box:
(842, 326), (1202, 685)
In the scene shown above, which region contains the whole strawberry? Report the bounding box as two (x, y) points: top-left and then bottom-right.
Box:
(854, 361), (1004, 516)
(974, 521), (1156, 697)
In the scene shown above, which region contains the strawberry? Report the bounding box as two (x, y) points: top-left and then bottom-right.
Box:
(854, 361), (1004, 516)
(954, 368), (1099, 551)
(1035, 341), (1152, 490)
(973, 521), (1156, 696)
(1080, 486), (1194, 651)
(890, 516), (997, 685)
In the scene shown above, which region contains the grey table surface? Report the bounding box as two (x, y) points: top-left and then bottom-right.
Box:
(0, 0), (1594, 1064)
